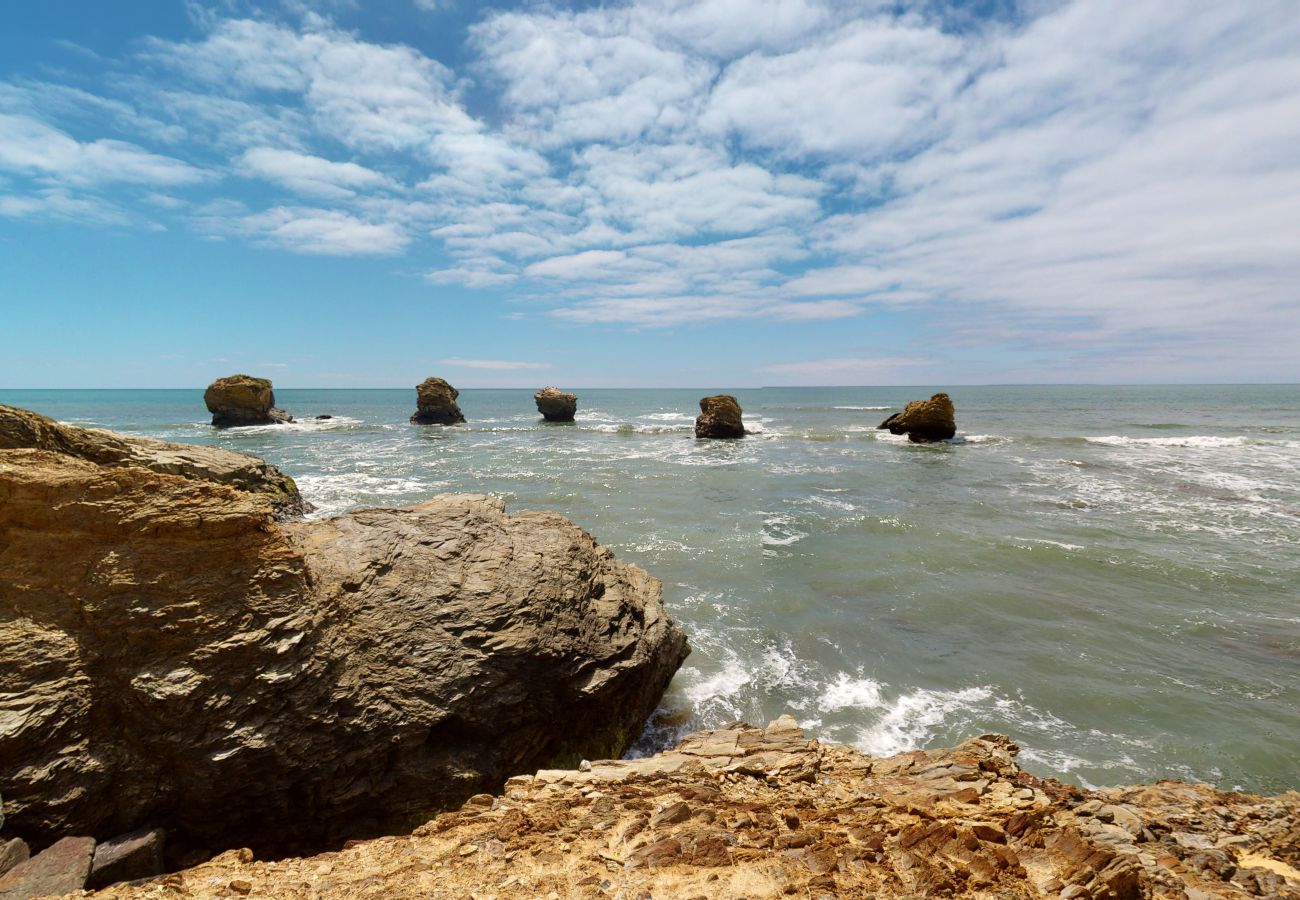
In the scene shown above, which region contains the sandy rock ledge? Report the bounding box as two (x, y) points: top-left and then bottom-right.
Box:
(72, 718), (1300, 899)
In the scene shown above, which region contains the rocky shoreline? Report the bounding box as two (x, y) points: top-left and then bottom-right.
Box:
(56, 718), (1300, 899)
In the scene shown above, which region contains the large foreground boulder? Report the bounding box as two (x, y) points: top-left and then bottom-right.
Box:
(0, 448), (687, 859)
(0, 403), (308, 519)
(89, 719), (1300, 900)
(534, 386), (577, 422)
(203, 374), (293, 427)
(410, 377), (466, 424)
(694, 394), (745, 439)
(878, 392), (956, 443)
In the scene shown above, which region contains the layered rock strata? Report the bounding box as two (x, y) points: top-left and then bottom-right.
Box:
(203, 375), (293, 427)
(0, 449), (687, 860)
(80, 718), (1300, 899)
(0, 403), (307, 519)
(534, 387), (578, 422)
(879, 392), (957, 443)
(694, 394), (746, 439)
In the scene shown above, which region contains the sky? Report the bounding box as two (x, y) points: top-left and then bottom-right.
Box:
(1, 0), (1298, 388)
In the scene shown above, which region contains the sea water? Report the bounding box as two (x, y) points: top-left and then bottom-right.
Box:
(4, 385), (1298, 794)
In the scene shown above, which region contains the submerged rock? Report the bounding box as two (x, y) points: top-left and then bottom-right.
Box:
(410, 377), (466, 424)
(0, 403), (308, 519)
(878, 392), (956, 443)
(203, 374), (293, 427)
(534, 386), (577, 422)
(0, 442), (686, 859)
(86, 718), (1300, 900)
(694, 394), (745, 439)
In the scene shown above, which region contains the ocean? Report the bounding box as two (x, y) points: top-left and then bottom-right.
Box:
(5, 385), (1298, 794)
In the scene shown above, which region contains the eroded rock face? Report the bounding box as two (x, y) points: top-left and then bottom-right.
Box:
(694, 394), (745, 439)
(879, 392), (956, 443)
(534, 386), (577, 422)
(0, 403), (308, 519)
(203, 375), (293, 427)
(0, 449), (687, 860)
(95, 719), (1300, 900)
(410, 377), (465, 424)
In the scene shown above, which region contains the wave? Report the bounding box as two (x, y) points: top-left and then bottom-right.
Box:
(833, 405), (892, 411)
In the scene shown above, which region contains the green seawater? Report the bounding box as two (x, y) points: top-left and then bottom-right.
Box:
(4, 385), (1297, 793)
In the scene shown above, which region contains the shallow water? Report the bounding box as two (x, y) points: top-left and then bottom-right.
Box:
(5, 385), (1298, 793)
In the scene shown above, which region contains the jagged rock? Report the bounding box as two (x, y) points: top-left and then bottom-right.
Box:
(534, 387), (577, 422)
(0, 403), (308, 519)
(0, 444), (686, 860)
(0, 840), (28, 879)
(203, 375), (293, 427)
(87, 828), (165, 889)
(878, 392), (956, 443)
(86, 719), (1300, 900)
(410, 377), (465, 425)
(694, 394), (745, 439)
(0, 836), (94, 898)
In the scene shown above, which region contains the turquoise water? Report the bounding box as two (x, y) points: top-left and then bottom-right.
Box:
(4, 386), (1298, 794)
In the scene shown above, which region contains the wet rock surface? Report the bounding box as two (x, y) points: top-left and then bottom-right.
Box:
(0, 446), (686, 861)
(879, 392), (957, 443)
(77, 719), (1300, 899)
(535, 387), (578, 422)
(203, 375), (292, 427)
(694, 394), (746, 439)
(410, 377), (466, 424)
(0, 403), (307, 519)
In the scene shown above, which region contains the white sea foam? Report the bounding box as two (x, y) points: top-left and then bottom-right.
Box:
(761, 514), (807, 547)
(833, 405), (892, 411)
(1086, 435), (1250, 449)
(817, 673), (885, 711)
(854, 686), (994, 757)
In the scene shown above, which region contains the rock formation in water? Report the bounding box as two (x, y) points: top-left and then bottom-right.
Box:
(878, 392), (957, 443)
(534, 386), (578, 422)
(0, 403), (308, 519)
(0, 444), (687, 861)
(203, 374), (293, 427)
(410, 377), (466, 424)
(694, 394), (746, 439)
(84, 718), (1300, 899)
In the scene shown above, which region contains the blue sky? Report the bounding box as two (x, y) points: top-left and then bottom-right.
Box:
(1, 0), (1297, 388)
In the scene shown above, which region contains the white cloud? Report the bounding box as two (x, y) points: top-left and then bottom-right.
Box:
(0, 113), (206, 186)
(239, 146), (395, 198)
(437, 357), (550, 370)
(220, 206), (409, 255)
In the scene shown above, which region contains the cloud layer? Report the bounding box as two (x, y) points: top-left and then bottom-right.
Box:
(2, 0), (1298, 379)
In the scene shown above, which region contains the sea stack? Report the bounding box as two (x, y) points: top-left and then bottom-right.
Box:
(535, 386), (577, 422)
(694, 394), (745, 439)
(878, 392), (956, 443)
(204, 374), (293, 427)
(410, 377), (466, 424)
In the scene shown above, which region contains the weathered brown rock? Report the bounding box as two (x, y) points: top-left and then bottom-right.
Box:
(203, 374), (293, 427)
(694, 394), (745, 439)
(0, 403), (308, 519)
(0, 840), (28, 879)
(410, 377), (465, 424)
(878, 392), (957, 443)
(0, 835), (93, 898)
(0, 446), (686, 860)
(87, 828), (165, 889)
(87, 719), (1300, 900)
(534, 386), (577, 422)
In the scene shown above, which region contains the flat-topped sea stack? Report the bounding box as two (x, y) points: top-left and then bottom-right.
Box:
(410, 376), (465, 424)
(83, 718), (1300, 900)
(0, 402), (307, 519)
(879, 392), (956, 443)
(694, 393), (746, 439)
(534, 386), (577, 422)
(203, 374), (293, 427)
(0, 426), (687, 861)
